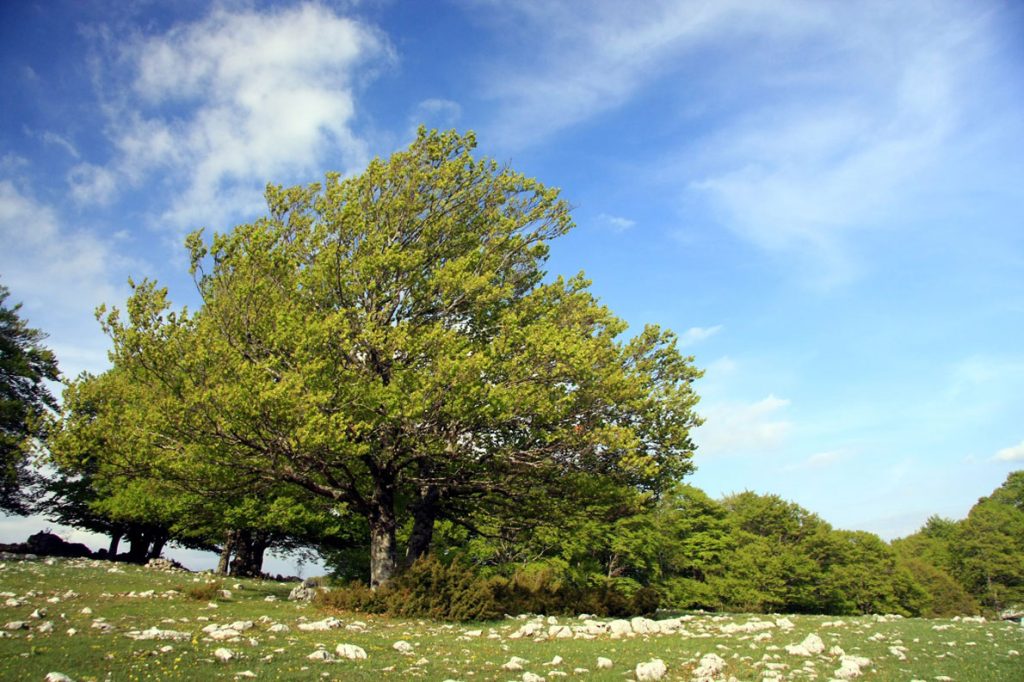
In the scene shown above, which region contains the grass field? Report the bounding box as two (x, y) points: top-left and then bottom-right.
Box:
(0, 557), (1021, 681)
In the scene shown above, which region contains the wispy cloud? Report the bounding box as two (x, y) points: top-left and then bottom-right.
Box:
(470, 0), (1006, 282)
(0, 181), (133, 377)
(409, 98), (462, 132)
(786, 450), (845, 471)
(993, 441), (1024, 462)
(596, 213), (636, 233)
(679, 324), (722, 347)
(80, 3), (393, 231)
(695, 394), (792, 456)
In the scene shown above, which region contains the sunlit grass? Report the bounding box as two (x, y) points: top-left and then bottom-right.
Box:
(1, 558), (1020, 680)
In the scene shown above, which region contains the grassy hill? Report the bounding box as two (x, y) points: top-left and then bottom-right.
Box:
(0, 557), (1021, 681)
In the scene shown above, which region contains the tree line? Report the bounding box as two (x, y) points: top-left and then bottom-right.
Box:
(2, 129), (1021, 618)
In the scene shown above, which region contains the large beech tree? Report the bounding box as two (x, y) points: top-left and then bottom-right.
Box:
(101, 129), (702, 586)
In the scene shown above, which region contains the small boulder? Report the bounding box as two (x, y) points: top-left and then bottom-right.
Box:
(596, 657), (613, 669)
(335, 644), (367, 660)
(635, 658), (667, 681)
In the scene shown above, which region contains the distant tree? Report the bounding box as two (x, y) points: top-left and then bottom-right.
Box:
(0, 284), (59, 514)
(99, 129), (703, 587)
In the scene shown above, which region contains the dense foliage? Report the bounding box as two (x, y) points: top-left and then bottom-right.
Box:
(0, 284), (59, 514)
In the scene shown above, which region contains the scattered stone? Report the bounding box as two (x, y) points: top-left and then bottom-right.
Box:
(126, 627), (190, 641)
(833, 655), (871, 679)
(608, 619), (632, 636)
(548, 625), (572, 639)
(307, 649), (333, 662)
(502, 656), (529, 671)
(393, 640), (414, 654)
(522, 673), (545, 682)
(784, 633), (825, 656)
(596, 657), (613, 669)
(214, 648), (235, 662)
(635, 658), (667, 681)
(297, 617), (341, 632)
(234, 672), (256, 679)
(30, 608), (46, 619)
(5, 621), (27, 630)
(335, 644), (367, 660)
(692, 653), (726, 681)
(545, 656), (563, 666)
(44, 674), (75, 682)
(267, 623), (289, 633)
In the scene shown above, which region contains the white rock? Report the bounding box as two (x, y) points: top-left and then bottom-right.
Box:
(523, 673), (545, 682)
(65, 628), (77, 636)
(545, 655), (563, 666)
(692, 653), (727, 681)
(635, 658), (667, 681)
(548, 625), (572, 639)
(335, 643), (367, 660)
(307, 649), (333, 662)
(80, 607), (92, 615)
(214, 647), (235, 662)
(784, 634), (825, 656)
(631, 617), (660, 634)
(209, 628), (241, 641)
(596, 656), (613, 669)
(267, 623), (289, 633)
(608, 619), (632, 636)
(38, 621), (53, 634)
(297, 617), (341, 632)
(721, 619), (775, 634)
(502, 656), (529, 671)
(126, 627), (190, 641)
(833, 655), (871, 680)
(393, 640), (414, 654)
(30, 609), (46, 619)
(45, 674), (75, 682)
(774, 617), (795, 630)
(229, 620), (254, 631)
(888, 645), (908, 661)
(5, 620), (27, 630)
(234, 671), (256, 678)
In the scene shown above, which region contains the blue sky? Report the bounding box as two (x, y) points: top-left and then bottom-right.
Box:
(2, 0), (1023, 571)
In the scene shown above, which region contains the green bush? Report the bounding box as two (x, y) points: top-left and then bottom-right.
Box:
(315, 556), (652, 621)
(184, 580), (223, 601)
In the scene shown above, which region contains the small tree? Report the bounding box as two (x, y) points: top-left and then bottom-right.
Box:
(0, 284), (59, 514)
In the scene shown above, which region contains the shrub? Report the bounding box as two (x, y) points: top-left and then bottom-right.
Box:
(184, 580), (223, 601)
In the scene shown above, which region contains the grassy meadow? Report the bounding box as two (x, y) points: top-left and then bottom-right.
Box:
(0, 557), (1021, 681)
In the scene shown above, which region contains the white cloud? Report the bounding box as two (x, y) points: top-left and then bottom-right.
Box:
(695, 394), (792, 456)
(596, 213), (636, 233)
(39, 131), (80, 159)
(679, 324), (722, 347)
(994, 441), (1024, 462)
(410, 98), (462, 131)
(0, 181), (131, 377)
(85, 3), (392, 230)
(786, 450), (845, 471)
(472, 0), (1002, 281)
(68, 163), (118, 204)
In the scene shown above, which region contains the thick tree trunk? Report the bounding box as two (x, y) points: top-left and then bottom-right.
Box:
(216, 531), (236, 575)
(369, 481), (398, 590)
(107, 532), (122, 557)
(125, 530), (149, 563)
(229, 529), (268, 578)
(147, 531), (168, 560)
(404, 486), (439, 567)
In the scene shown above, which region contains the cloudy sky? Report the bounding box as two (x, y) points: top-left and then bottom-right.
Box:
(2, 0), (1023, 571)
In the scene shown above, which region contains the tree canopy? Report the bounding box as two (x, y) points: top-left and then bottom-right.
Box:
(0, 284), (59, 514)
(96, 129), (703, 586)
